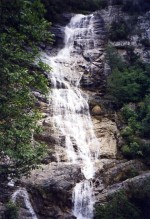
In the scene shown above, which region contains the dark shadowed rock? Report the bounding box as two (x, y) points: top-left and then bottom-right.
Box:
(21, 163), (84, 219)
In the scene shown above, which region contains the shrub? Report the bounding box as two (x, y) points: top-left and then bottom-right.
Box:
(121, 142), (142, 158)
(95, 191), (141, 219)
(126, 168), (139, 178)
(141, 143), (150, 165)
(109, 19), (130, 41)
(0, 0), (52, 178)
(121, 126), (134, 138)
(138, 95), (150, 138)
(107, 67), (146, 105)
(122, 105), (137, 119)
(3, 202), (19, 219)
(106, 45), (126, 71)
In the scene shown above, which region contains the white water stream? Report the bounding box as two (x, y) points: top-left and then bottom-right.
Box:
(42, 14), (100, 219)
(11, 14), (100, 219)
(11, 188), (38, 219)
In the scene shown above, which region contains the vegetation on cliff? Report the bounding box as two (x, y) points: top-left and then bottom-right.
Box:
(0, 0), (52, 178)
(96, 191), (140, 219)
(2, 201), (19, 219)
(95, 1), (150, 218)
(107, 45), (150, 163)
(96, 181), (150, 219)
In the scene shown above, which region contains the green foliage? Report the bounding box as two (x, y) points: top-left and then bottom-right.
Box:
(125, 168), (139, 178)
(0, 0), (52, 178)
(107, 46), (150, 162)
(121, 142), (142, 158)
(107, 46), (150, 106)
(138, 95), (150, 138)
(3, 202), (19, 219)
(121, 126), (134, 138)
(121, 105), (137, 121)
(106, 45), (126, 71)
(121, 101), (150, 160)
(107, 67), (148, 105)
(109, 19), (130, 41)
(95, 191), (140, 219)
(96, 181), (150, 219)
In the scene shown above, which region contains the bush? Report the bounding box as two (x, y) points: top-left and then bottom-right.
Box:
(138, 95), (150, 138)
(122, 105), (137, 120)
(107, 38), (150, 164)
(121, 126), (134, 138)
(96, 181), (150, 219)
(107, 67), (147, 105)
(0, 0), (52, 178)
(121, 142), (142, 159)
(95, 191), (141, 219)
(109, 19), (130, 41)
(106, 45), (126, 71)
(3, 202), (19, 219)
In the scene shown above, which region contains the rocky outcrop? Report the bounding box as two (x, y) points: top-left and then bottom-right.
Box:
(101, 6), (150, 63)
(94, 159), (150, 205)
(80, 12), (107, 94)
(21, 163), (83, 219)
(96, 171), (150, 204)
(92, 118), (118, 158)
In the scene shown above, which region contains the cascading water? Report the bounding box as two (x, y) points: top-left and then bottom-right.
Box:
(42, 14), (100, 219)
(12, 188), (38, 219)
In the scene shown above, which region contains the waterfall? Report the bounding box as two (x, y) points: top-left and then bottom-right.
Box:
(42, 14), (100, 219)
(11, 188), (38, 219)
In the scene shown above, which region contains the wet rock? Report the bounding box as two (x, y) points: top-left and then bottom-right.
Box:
(22, 163), (83, 219)
(80, 12), (107, 93)
(96, 171), (150, 204)
(50, 25), (65, 49)
(102, 160), (147, 185)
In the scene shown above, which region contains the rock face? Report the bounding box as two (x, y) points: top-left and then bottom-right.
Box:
(22, 163), (83, 219)
(92, 118), (118, 158)
(100, 6), (150, 63)
(94, 159), (150, 205)
(80, 12), (107, 94)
